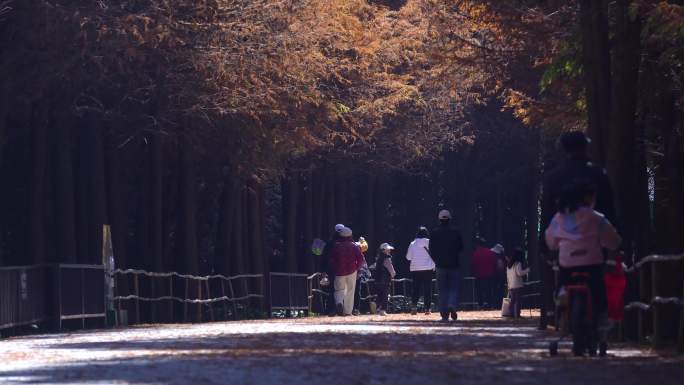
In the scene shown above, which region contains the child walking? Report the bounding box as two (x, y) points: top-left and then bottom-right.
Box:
(506, 247), (529, 318)
(375, 243), (397, 316)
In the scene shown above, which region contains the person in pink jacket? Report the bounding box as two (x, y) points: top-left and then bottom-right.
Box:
(545, 181), (621, 355)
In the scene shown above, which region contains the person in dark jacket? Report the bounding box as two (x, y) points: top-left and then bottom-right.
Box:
(321, 224), (345, 316)
(429, 209), (464, 322)
(539, 131), (616, 328)
(542, 131), (616, 232)
(374, 243), (397, 316)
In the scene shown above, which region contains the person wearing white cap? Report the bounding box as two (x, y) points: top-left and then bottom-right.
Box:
(429, 209), (464, 322)
(374, 242), (397, 316)
(329, 227), (365, 316)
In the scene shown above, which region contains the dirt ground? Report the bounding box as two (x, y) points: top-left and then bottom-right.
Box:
(0, 310), (682, 385)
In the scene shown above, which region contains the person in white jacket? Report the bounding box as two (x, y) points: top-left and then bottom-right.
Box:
(406, 227), (436, 315)
(545, 181), (621, 356)
(506, 248), (530, 318)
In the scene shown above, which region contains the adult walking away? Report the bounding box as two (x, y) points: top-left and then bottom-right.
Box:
(330, 227), (365, 316)
(429, 210), (464, 322)
(506, 248), (530, 318)
(540, 131), (616, 328)
(542, 131), (615, 226)
(471, 238), (497, 309)
(321, 224), (345, 316)
(406, 227), (435, 315)
(375, 243), (397, 316)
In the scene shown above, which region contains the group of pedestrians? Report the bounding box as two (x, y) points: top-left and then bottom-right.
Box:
(319, 209), (466, 322)
(316, 130), (621, 354)
(321, 224), (396, 316)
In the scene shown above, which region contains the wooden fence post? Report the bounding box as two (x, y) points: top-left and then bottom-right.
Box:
(220, 280), (228, 320)
(638, 266), (647, 343)
(196, 280), (202, 322)
(678, 276), (684, 352)
(134, 274), (140, 325)
(228, 280), (238, 320)
(651, 262), (661, 348)
(168, 276), (174, 322)
(205, 279), (214, 322)
(183, 278), (189, 322)
(150, 278), (156, 324)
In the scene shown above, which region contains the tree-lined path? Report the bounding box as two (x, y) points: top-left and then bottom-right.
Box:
(1, 312), (682, 385)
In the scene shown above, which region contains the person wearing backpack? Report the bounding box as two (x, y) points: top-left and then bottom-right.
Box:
(320, 224), (345, 316)
(406, 227), (435, 315)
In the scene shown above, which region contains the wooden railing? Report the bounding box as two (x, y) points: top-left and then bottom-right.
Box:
(622, 253), (684, 350)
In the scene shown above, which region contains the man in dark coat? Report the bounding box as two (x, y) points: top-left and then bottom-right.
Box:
(542, 131), (615, 227)
(539, 131), (616, 328)
(321, 224), (345, 316)
(429, 209), (464, 322)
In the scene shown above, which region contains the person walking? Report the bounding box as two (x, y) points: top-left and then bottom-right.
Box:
(540, 131), (616, 328)
(330, 227), (365, 316)
(471, 238), (497, 309)
(406, 227), (435, 315)
(321, 224), (345, 316)
(545, 181), (621, 355)
(374, 243), (397, 316)
(429, 210), (464, 322)
(506, 247), (530, 318)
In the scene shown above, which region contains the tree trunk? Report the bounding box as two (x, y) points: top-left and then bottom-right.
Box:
(365, 173), (377, 252)
(84, 115), (108, 265)
(632, 123), (652, 260)
(248, 177), (265, 275)
(607, 0), (641, 256)
(136, 140), (151, 270)
(232, 183), (247, 275)
(105, 142), (128, 269)
(659, 96), (683, 253)
(0, 84), (6, 266)
(303, 169), (315, 273)
(579, 0), (611, 164)
(216, 175), (238, 275)
(313, 168), (325, 237)
(325, 166), (336, 234)
(28, 103), (48, 264)
(150, 134), (163, 271)
(284, 174), (299, 273)
(178, 135), (198, 274)
(75, 131), (89, 264)
(53, 115), (77, 263)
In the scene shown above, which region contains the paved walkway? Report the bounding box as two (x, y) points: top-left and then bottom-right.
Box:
(0, 311), (681, 384)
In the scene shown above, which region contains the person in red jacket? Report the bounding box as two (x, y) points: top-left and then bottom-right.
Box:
(472, 238), (497, 309)
(330, 227), (365, 316)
